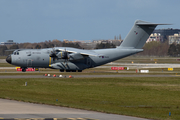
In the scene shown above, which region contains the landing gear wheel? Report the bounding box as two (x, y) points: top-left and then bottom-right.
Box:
(78, 70), (82, 72)
(22, 68), (26, 72)
(60, 69), (64, 72)
(66, 70), (71, 72)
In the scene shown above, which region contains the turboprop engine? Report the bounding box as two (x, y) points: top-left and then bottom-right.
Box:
(56, 51), (68, 59)
(56, 52), (84, 61)
(49, 62), (87, 71)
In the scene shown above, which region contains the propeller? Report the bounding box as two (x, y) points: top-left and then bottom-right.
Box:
(49, 47), (57, 58)
(62, 48), (68, 59)
(50, 47), (70, 64)
(61, 48), (69, 64)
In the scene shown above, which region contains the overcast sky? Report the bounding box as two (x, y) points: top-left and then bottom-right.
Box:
(0, 0), (179, 43)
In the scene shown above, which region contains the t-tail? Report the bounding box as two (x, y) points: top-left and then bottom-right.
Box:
(117, 20), (169, 49)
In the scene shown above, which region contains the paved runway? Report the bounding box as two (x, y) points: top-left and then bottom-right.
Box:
(0, 99), (147, 120)
(2, 62), (180, 70)
(0, 74), (179, 79)
(107, 63), (180, 68)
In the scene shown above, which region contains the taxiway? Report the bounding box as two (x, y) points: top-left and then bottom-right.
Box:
(0, 99), (147, 120)
(0, 74), (180, 79)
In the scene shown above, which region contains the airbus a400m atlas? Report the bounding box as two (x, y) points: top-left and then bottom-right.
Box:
(6, 20), (168, 72)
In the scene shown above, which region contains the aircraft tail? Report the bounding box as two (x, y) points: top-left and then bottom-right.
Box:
(117, 20), (169, 49)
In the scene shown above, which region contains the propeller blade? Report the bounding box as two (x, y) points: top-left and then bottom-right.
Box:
(49, 47), (57, 57)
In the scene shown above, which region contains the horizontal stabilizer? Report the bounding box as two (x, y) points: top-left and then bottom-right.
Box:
(135, 20), (171, 26)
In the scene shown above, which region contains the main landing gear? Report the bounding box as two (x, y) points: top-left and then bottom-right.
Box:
(60, 69), (64, 72)
(21, 67), (27, 72)
(59, 69), (82, 72)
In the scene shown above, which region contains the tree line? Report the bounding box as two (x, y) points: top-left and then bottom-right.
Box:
(95, 43), (116, 49)
(0, 39), (120, 56)
(137, 41), (169, 56)
(0, 39), (180, 57)
(138, 41), (180, 57)
(0, 39), (82, 56)
(168, 43), (180, 57)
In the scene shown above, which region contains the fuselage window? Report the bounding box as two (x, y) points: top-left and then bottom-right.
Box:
(17, 52), (19, 55)
(14, 52), (16, 55)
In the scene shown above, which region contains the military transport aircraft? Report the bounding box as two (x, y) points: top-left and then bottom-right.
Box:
(6, 20), (168, 72)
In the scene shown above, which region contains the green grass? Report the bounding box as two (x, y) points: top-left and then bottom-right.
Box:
(0, 77), (180, 120)
(0, 63), (16, 67)
(0, 56), (7, 59)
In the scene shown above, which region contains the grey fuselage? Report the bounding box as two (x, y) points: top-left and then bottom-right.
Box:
(10, 47), (142, 71)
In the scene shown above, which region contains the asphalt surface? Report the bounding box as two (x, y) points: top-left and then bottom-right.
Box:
(2, 62), (180, 70)
(107, 63), (180, 68)
(0, 99), (148, 120)
(0, 74), (179, 79)
(0, 59), (6, 63)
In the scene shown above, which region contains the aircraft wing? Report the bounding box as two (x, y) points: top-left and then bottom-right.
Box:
(57, 47), (103, 56)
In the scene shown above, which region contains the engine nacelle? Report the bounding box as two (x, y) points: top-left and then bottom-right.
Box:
(68, 53), (84, 61)
(56, 51), (68, 59)
(49, 62), (87, 70)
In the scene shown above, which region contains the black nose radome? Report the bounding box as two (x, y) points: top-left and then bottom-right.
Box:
(6, 55), (11, 64)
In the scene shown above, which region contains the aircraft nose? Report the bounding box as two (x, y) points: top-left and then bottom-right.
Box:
(6, 55), (11, 64)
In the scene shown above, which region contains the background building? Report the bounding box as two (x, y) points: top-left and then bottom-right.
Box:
(153, 29), (180, 42)
(169, 34), (180, 44)
(146, 33), (162, 43)
(1, 40), (16, 45)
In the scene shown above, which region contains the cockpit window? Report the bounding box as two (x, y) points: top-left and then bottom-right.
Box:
(13, 51), (19, 55)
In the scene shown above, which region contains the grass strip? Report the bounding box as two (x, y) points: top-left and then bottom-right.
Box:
(0, 77), (180, 120)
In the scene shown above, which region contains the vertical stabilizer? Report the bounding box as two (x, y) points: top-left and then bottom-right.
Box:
(118, 20), (167, 49)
